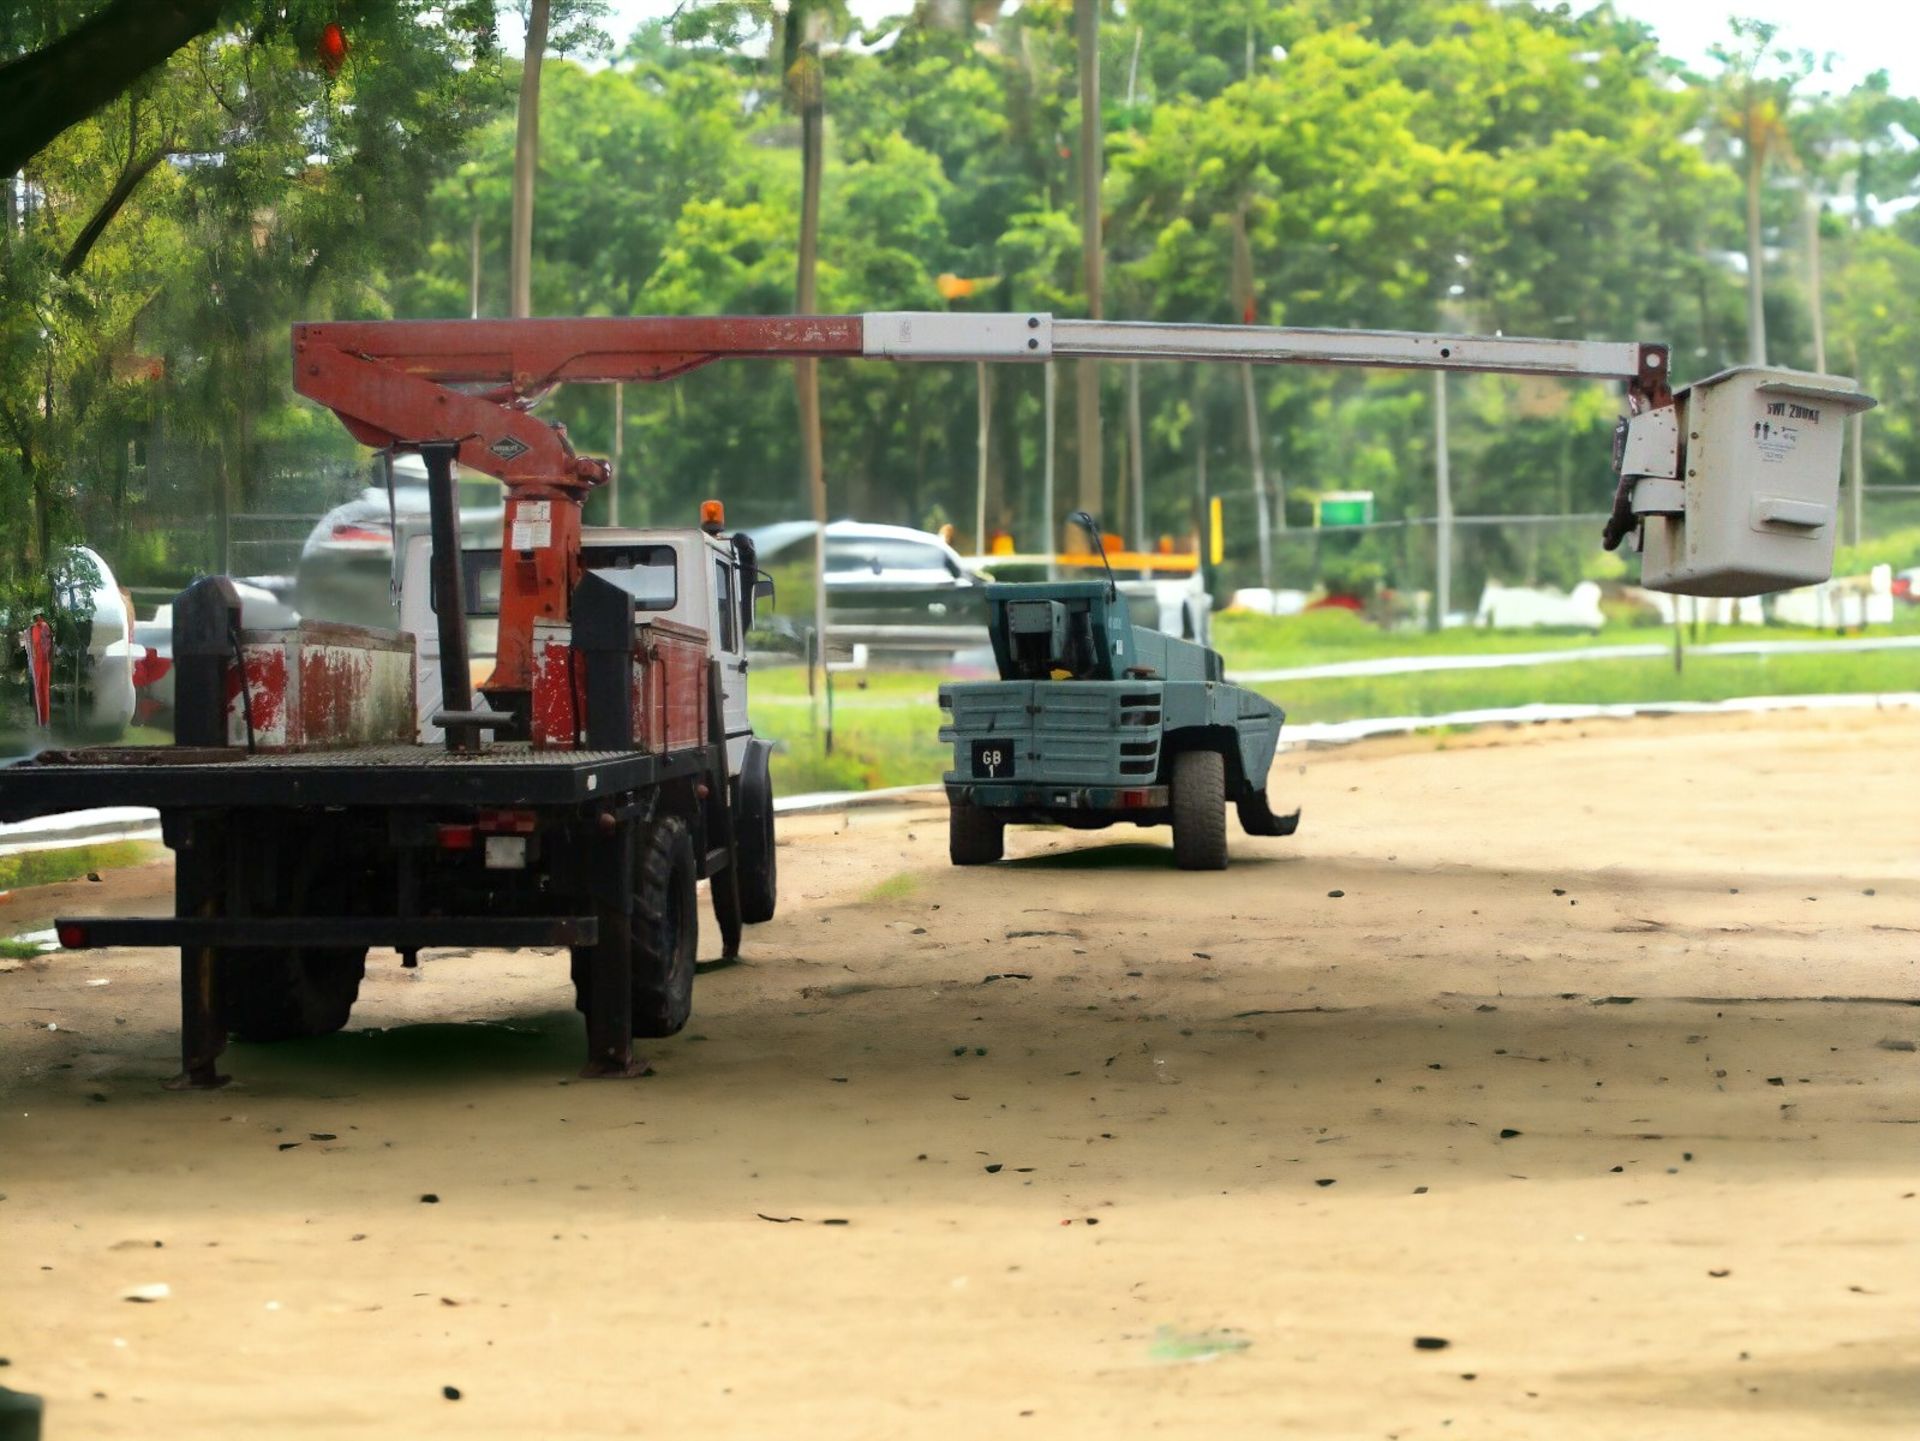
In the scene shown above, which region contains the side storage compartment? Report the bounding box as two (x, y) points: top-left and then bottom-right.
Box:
(574, 569), (710, 752)
(631, 619), (710, 754)
(175, 583), (415, 750)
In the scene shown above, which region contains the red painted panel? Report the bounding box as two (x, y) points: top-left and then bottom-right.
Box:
(225, 645), (288, 739)
(630, 619), (709, 754)
(299, 646), (369, 741)
(222, 625), (413, 748)
(530, 625), (579, 750)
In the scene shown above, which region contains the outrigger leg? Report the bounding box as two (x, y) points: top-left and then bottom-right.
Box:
(164, 813), (229, 1090)
(580, 818), (646, 1079)
(1236, 791), (1302, 838)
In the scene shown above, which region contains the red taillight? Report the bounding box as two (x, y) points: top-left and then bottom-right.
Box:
(329, 523), (389, 545)
(131, 646), (172, 690)
(56, 922), (89, 948)
(436, 824), (477, 850)
(1121, 789), (1155, 809)
(477, 809), (537, 835)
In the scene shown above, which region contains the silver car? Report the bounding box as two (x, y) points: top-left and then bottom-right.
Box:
(295, 455), (503, 629)
(746, 519), (987, 658)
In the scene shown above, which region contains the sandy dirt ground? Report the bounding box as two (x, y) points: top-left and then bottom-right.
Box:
(2, 707), (1917, 1440)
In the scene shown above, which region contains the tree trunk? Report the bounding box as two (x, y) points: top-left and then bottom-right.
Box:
(1231, 204), (1273, 588)
(1191, 370), (1208, 581)
(1848, 338), (1865, 545)
(1804, 189), (1825, 372)
(1744, 143), (1767, 365)
(1432, 370), (1451, 630)
(1241, 361), (1272, 591)
(1073, 0), (1103, 542)
(795, 85), (826, 710)
(215, 447), (231, 575)
(974, 362), (992, 554)
(610, 382), (624, 526)
(1042, 361), (1058, 579)
(469, 197), (482, 318)
(1127, 362), (1145, 553)
(510, 0), (551, 320)
(28, 456), (51, 576)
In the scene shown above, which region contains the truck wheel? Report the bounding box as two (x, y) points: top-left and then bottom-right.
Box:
(217, 947), (366, 1042)
(735, 739), (778, 924)
(631, 815), (699, 1038)
(1171, 749), (1229, 871)
(950, 802), (1004, 865)
(569, 816), (699, 1036)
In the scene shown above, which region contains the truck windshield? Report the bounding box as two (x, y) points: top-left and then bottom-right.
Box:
(451, 544), (679, 616)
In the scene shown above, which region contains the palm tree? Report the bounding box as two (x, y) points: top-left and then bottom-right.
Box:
(1710, 20), (1806, 366)
(1073, 0), (1103, 545)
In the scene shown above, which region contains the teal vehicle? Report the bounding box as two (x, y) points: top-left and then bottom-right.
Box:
(937, 515), (1298, 870)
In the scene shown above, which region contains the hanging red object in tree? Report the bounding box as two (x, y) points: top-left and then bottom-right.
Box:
(317, 22), (349, 76)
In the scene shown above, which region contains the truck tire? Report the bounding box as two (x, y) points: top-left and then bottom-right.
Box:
(735, 739), (778, 924)
(217, 947), (366, 1042)
(1171, 749), (1229, 871)
(631, 815), (699, 1038)
(949, 802), (1004, 865)
(570, 815), (699, 1037)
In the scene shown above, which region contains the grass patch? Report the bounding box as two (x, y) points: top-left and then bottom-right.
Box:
(751, 640), (1920, 793)
(1213, 607), (1920, 672)
(862, 871), (920, 903)
(751, 668), (948, 794)
(0, 937), (49, 959)
(1258, 647), (1920, 723)
(0, 840), (165, 892)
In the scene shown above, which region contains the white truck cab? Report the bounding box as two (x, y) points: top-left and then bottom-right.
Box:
(397, 522), (758, 771)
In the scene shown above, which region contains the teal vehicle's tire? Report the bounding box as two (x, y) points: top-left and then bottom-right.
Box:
(1171, 749), (1228, 870)
(950, 802), (1004, 866)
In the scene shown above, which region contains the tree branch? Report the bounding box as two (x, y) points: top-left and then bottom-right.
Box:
(0, 0), (234, 175)
(60, 148), (175, 278)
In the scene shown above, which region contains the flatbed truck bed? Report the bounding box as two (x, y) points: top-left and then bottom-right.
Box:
(0, 741), (714, 818)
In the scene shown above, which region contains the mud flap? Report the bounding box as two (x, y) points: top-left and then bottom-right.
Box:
(1236, 790), (1301, 837)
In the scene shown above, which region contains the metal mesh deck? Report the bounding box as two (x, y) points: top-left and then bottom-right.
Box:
(24, 743), (640, 773)
(0, 741), (710, 823)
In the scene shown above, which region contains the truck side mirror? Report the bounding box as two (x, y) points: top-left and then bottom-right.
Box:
(752, 573), (775, 620)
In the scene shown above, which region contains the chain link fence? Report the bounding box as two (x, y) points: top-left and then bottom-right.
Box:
(1205, 485), (1920, 625)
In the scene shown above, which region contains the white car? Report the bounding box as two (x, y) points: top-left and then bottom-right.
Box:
(131, 580), (298, 718)
(32, 546), (137, 739)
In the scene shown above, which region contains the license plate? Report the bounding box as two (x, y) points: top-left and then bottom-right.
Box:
(971, 739), (1015, 779)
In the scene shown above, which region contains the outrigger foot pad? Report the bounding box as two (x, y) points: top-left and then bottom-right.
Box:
(579, 1057), (652, 1080)
(1236, 794), (1302, 837)
(164, 1069), (231, 1091)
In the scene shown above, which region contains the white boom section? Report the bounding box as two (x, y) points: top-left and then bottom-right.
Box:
(861, 312), (1654, 382)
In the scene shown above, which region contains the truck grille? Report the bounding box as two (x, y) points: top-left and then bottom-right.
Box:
(941, 680), (1165, 785)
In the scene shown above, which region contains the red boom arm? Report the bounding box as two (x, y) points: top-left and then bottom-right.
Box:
(292, 316), (866, 709)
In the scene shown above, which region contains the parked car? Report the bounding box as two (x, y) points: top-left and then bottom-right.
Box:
(746, 519), (987, 658)
(130, 579), (299, 722)
(14, 546), (139, 740)
(295, 454), (504, 630)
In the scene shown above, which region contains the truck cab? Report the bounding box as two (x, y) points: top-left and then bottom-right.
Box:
(398, 522), (759, 771)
